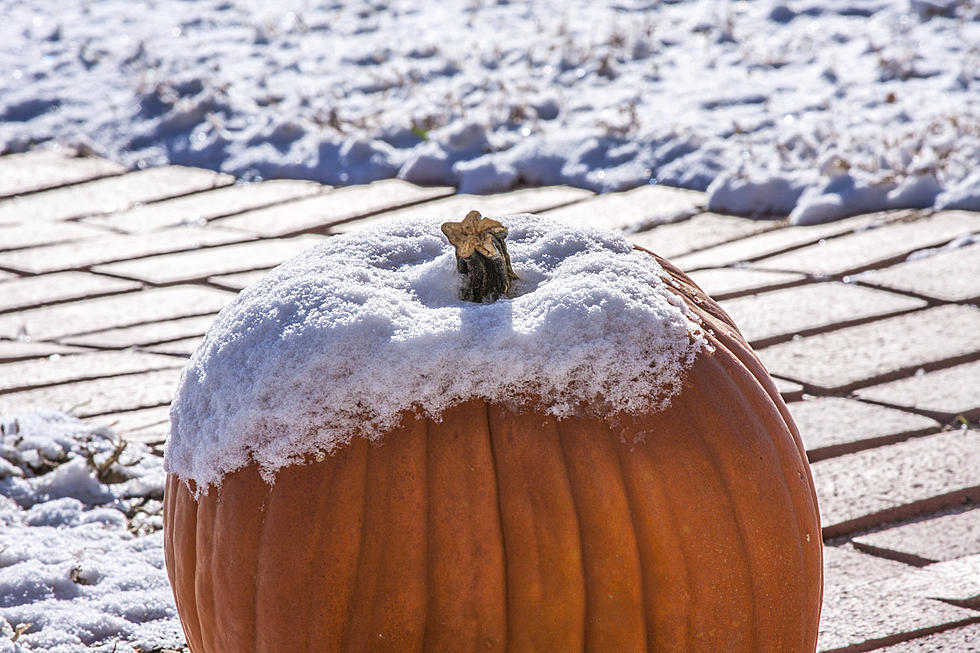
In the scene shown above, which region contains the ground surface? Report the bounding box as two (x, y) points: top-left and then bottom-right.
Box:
(2, 0), (979, 220)
(0, 149), (977, 651)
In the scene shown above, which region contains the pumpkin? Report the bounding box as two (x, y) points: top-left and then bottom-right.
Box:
(163, 212), (822, 652)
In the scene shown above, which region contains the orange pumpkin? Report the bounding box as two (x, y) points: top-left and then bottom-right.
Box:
(163, 215), (822, 652)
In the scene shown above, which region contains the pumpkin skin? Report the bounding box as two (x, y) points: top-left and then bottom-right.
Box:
(163, 248), (822, 652)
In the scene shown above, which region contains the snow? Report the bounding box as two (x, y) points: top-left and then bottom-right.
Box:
(166, 214), (708, 491)
(0, 413), (183, 653)
(2, 0), (978, 221)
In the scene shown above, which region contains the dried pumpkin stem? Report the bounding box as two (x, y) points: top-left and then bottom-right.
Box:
(441, 210), (518, 303)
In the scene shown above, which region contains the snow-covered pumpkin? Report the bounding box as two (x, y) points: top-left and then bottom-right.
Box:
(163, 212), (822, 652)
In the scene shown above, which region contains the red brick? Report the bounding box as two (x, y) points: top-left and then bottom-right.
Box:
(541, 184), (705, 231)
(853, 506), (980, 565)
(672, 211), (905, 271)
(875, 554), (980, 607)
(0, 221), (109, 252)
(91, 235), (325, 284)
(0, 150), (125, 198)
(143, 336), (202, 357)
(874, 622), (980, 651)
(213, 178), (455, 237)
(208, 269), (270, 291)
(719, 282), (925, 347)
(856, 241), (980, 303)
(85, 405), (172, 444)
(854, 361), (980, 422)
(687, 268), (805, 303)
(0, 272), (141, 312)
(811, 430), (980, 538)
(773, 376), (805, 401)
(0, 166), (233, 225)
(630, 212), (779, 259)
(332, 185), (593, 233)
(757, 305), (980, 393)
(0, 351), (181, 393)
(0, 285), (234, 340)
(753, 211), (980, 276)
(60, 315), (215, 350)
(84, 179), (325, 233)
(0, 340), (88, 363)
(0, 369), (179, 417)
(0, 225), (251, 274)
(788, 397), (939, 461)
(819, 545), (980, 652)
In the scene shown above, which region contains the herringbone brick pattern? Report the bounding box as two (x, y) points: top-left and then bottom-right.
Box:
(1, 149), (977, 651)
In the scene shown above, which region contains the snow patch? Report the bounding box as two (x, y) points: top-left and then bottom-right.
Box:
(0, 413), (181, 653)
(166, 214), (707, 491)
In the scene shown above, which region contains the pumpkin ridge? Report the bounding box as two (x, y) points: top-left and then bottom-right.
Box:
(614, 412), (695, 649)
(556, 415), (647, 651)
(166, 477), (204, 652)
(553, 418), (592, 651)
(193, 486), (220, 653)
(610, 431), (653, 651)
(681, 364), (761, 649)
(339, 442), (373, 652)
(422, 403), (507, 650)
(344, 417), (428, 648)
(487, 406), (586, 650)
(481, 401), (510, 650)
(668, 383), (752, 648)
(689, 348), (817, 649)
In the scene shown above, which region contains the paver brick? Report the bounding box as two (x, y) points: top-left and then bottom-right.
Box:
(773, 376), (805, 401)
(757, 304), (980, 393)
(0, 150), (125, 198)
(0, 351), (181, 393)
(819, 545), (980, 652)
(144, 336), (203, 357)
(854, 361), (980, 423)
(0, 368), (179, 417)
(0, 272), (141, 313)
(853, 506), (980, 565)
(0, 166), (234, 225)
(213, 178), (455, 237)
(629, 212), (780, 259)
(788, 397), (939, 461)
(331, 185), (593, 233)
(752, 210), (980, 276)
(540, 184), (705, 231)
(685, 267), (806, 300)
(85, 405), (172, 444)
(811, 429), (980, 538)
(875, 622), (980, 651)
(856, 241), (980, 303)
(0, 221), (110, 252)
(875, 554), (980, 608)
(0, 225), (252, 274)
(719, 282), (926, 347)
(91, 235), (326, 285)
(84, 179), (325, 233)
(208, 269), (270, 291)
(672, 210), (907, 271)
(60, 315), (216, 350)
(0, 285), (235, 340)
(0, 340), (88, 363)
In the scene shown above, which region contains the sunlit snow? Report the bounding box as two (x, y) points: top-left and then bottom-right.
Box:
(1, 0), (978, 221)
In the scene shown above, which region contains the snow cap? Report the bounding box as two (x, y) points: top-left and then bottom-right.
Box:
(165, 214), (707, 490)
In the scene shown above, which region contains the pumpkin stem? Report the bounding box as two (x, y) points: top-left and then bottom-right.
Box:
(441, 210), (518, 303)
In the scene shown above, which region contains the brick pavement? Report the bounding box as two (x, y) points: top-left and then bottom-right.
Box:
(0, 149), (977, 651)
